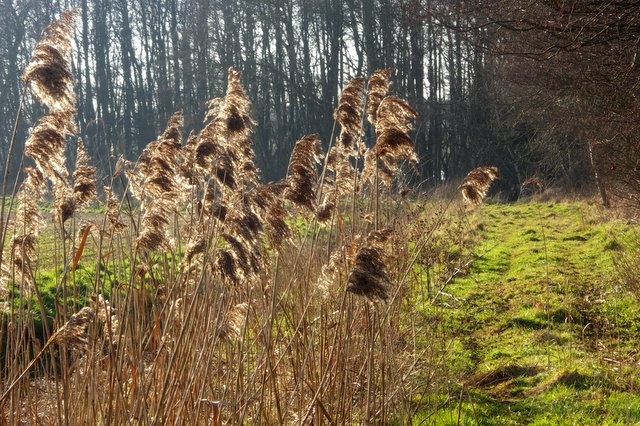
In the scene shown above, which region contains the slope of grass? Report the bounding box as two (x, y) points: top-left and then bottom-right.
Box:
(415, 201), (640, 425)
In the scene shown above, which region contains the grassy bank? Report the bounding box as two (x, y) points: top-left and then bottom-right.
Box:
(415, 201), (640, 425)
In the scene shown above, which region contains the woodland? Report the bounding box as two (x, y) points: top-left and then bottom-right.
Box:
(1, 0), (637, 196)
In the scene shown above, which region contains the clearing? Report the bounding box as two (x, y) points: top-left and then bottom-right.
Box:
(416, 201), (640, 425)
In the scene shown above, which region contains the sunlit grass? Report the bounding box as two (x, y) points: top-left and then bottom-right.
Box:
(411, 201), (640, 424)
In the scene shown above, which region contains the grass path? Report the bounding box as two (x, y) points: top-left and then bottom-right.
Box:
(419, 202), (640, 425)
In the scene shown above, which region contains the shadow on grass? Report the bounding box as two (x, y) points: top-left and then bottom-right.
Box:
(466, 364), (541, 388)
(508, 316), (547, 330)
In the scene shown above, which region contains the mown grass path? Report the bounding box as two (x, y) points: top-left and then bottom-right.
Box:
(420, 202), (640, 425)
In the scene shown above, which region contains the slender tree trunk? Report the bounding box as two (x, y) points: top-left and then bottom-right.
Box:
(362, 0), (378, 74)
(587, 140), (610, 208)
(170, 0), (181, 108)
(119, 0), (135, 157)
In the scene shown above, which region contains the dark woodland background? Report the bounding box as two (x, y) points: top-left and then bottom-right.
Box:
(2, 0), (639, 202)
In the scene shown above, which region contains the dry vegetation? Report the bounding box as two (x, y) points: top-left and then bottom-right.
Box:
(0, 10), (481, 424)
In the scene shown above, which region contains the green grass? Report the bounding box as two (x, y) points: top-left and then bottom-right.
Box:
(413, 201), (640, 425)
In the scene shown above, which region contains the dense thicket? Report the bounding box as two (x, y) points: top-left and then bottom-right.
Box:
(2, 0), (638, 201)
(474, 0), (640, 205)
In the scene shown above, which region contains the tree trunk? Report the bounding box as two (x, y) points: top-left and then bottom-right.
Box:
(587, 140), (610, 208)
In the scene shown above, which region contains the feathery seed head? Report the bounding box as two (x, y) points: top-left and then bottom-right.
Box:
(16, 168), (45, 237)
(335, 77), (365, 154)
(375, 96), (418, 133)
(459, 166), (500, 205)
(22, 9), (78, 112)
(54, 306), (95, 350)
(366, 69), (392, 128)
(25, 112), (75, 183)
(105, 186), (126, 233)
(54, 182), (76, 223)
(346, 229), (394, 301)
(217, 303), (248, 342)
(316, 202), (335, 224)
(137, 198), (172, 251)
(285, 134), (323, 212)
(217, 247), (239, 284)
(72, 139), (96, 208)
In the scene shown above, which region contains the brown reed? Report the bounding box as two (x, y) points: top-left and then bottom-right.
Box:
(459, 166), (500, 205)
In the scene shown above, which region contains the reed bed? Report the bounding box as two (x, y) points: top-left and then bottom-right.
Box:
(0, 10), (467, 424)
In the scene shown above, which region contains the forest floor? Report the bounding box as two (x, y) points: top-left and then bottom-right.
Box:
(416, 201), (640, 425)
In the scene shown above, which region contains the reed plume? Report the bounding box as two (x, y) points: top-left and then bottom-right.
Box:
(254, 181), (291, 249)
(190, 69), (272, 281)
(133, 113), (183, 251)
(15, 167), (45, 236)
(346, 229), (394, 301)
(362, 89), (419, 186)
(215, 68), (254, 139)
(52, 306), (95, 350)
(373, 99), (418, 182)
(228, 200), (263, 248)
(183, 233), (206, 264)
(222, 69), (258, 186)
(285, 134), (323, 212)
(208, 199), (229, 222)
(12, 168), (45, 276)
(375, 96), (417, 133)
(21, 10), (80, 232)
(335, 76), (365, 153)
(10, 234), (37, 281)
(194, 121), (222, 170)
(317, 77), (366, 222)
(316, 238), (360, 299)
(218, 234), (247, 283)
(179, 130), (198, 185)
(459, 166), (500, 205)
(212, 153), (236, 190)
(217, 200), (267, 283)
(215, 182), (289, 282)
(138, 197), (173, 251)
(72, 139), (97, 208)
(24, 112), (75, 184)
(54, 182), (76, 223)
(316, 201), (335, 224)
(520, 176), (545, 195)
(161, 112), (184, 155)
(104, 186), (126, 233)
(317, 150), (356, 223)
(217, 303), (248, 342)
(217, 249), (237, 283)
(145, 113), (183, 196)
(22, 9), (78, 112)
(129, 112), (183, 200)
(366, 69), (392, 128)
(195, 68), (258, 189)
